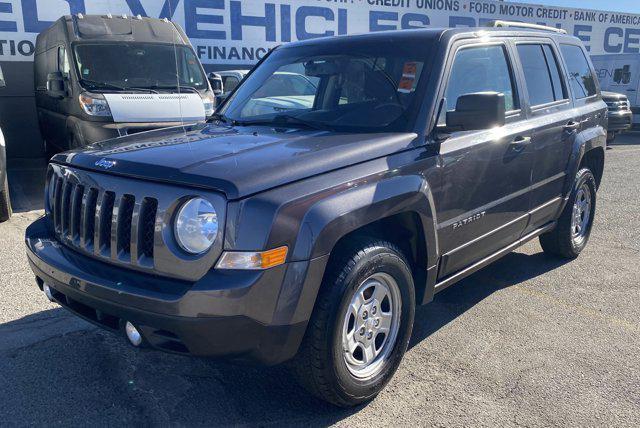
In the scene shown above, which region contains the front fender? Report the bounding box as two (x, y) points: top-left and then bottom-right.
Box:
(291, 173), (438, 264)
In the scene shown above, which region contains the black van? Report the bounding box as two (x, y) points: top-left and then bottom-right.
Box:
(34, 14), (214, 153)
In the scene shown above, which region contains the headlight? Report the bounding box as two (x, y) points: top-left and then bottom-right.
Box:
(79, 92), (112, 117)
(175, 198), (218, 254)
(201, 91), (215, 117)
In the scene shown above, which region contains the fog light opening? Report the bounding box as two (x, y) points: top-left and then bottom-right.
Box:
(125, 321), (143, 347)
(43, 283), (55, 302)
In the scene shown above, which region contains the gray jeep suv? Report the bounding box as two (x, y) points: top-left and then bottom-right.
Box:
(26, 24), (606, 406)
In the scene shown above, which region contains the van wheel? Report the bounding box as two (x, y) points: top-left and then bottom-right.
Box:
(0, 176), (12, 222)
(292, 239), (415, 407)
(540, 168), (596, 259)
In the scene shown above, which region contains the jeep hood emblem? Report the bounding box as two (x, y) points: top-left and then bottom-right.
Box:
(95, 158), (116, 170)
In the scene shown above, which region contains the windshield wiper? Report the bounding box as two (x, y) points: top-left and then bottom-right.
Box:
(148, 85), (200, 94)
(80, 79), (159, 93)
(80, 79), (128, 91)
(236, 114), (328, 130)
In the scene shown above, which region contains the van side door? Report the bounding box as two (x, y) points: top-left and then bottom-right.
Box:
(512, 40), (575, 232)
(434, 40), (534, 279)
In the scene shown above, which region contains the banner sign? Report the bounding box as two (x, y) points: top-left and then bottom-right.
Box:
(0, 0), (639, 65)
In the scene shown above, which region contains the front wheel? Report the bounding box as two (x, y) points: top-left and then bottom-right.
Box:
(540, 168), (597, 258)
(293, 239), (415, 407)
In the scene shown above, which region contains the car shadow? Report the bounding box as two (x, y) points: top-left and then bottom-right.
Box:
(410, 250), (570, 348)
(608, 132), (640, 147)
(0, 250), (569, 426)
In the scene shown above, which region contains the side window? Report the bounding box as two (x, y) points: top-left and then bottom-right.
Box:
(58, 46), (70, 76)
(223, 76), (240, 92)
(560, 44), (597, 99)
(543, 45), (566, 101)
(445, 45), (518, 113)
(517, 44), (566, 106)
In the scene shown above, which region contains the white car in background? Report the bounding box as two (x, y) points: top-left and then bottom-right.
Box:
(217, 70), (250, 97)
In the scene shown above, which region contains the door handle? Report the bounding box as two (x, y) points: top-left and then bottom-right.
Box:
(510, 136), (531, 151)
(563, 121), (580, 131)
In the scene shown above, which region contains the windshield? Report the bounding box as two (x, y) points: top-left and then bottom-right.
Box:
(220, 38), (432, 132)
(74, 43), (207, 91)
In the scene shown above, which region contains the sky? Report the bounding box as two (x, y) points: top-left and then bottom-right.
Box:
(507, 0), (640, 14)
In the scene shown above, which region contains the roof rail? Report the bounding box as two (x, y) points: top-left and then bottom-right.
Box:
(486, 20), (568, 34)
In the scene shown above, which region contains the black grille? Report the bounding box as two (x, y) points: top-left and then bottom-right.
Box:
(49, 174), (158, 267)
(139, 198), (158, 260)
(98, 191), (115, 254)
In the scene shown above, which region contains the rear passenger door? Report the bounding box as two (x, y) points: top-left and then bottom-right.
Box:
(435, 41), (534, 279)
(513, 41), (575, 232)
(559, 44), (604, 135)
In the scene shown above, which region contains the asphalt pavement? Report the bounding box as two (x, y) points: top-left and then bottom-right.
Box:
(1, 135), (639, 427)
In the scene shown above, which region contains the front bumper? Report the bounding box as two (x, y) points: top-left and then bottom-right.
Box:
(607, 110), (633, 132)
(26, 217), (328, 365)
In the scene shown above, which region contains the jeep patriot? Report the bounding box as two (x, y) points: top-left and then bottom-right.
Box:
(26, 24), (607, 406)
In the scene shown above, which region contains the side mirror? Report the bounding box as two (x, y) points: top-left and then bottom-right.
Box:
(0, 66), (6, 88)
(446, 92), (506, 132)
(46, 71), (67, 99)
(208, 72), (223, 96)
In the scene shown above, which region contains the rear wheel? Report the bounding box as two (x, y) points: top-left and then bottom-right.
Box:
(540, 168), (596, 258)
(0, 176), (12, 222)
(293, 239), (415, 407)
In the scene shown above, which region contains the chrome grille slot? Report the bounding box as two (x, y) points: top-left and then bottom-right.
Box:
(116, 194), (135, 259)
(60, 180), (73, 237)
(52, 175), (63, 234)
(82, 188), (98, 250)
(70, 185), (84, 243)
(46, 164), (226, 281)
(96, 191), (115, 256)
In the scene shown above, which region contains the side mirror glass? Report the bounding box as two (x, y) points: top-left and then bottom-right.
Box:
(446, 92), (506, 132)
(0, 66), (6, 88)
(208, 72), (223, 96)
(46, 71), (67, 98)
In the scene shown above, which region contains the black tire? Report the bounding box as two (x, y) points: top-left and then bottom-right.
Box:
(540, 168), (597, 259)
(0, 176), (12, 222)
(292, 238), (415, 407)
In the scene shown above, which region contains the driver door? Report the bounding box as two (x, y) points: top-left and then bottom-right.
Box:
(434, 41), (534, 279)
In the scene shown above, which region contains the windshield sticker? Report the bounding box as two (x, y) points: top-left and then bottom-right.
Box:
(398, 62), (419, 93)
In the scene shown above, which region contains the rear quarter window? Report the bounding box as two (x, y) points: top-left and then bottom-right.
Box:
(517, 44), (567, 106)
(560, 44), (597, 99)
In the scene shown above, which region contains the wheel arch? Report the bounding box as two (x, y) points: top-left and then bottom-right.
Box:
(290, 174), (440, 306)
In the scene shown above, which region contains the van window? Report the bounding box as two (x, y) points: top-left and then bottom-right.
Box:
(58, 47), (70, 76)
(560, 44), (597, 99)
(74, 43), (207, 91)
(445, 45), (518, 112)
(517, 44), (566, 106)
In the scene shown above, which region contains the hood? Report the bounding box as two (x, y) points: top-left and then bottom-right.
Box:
(601, 91), (628, 101)
(53, 123), (418, 200)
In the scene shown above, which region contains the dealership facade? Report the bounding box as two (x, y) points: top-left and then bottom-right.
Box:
(0, 0), (639, 158)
